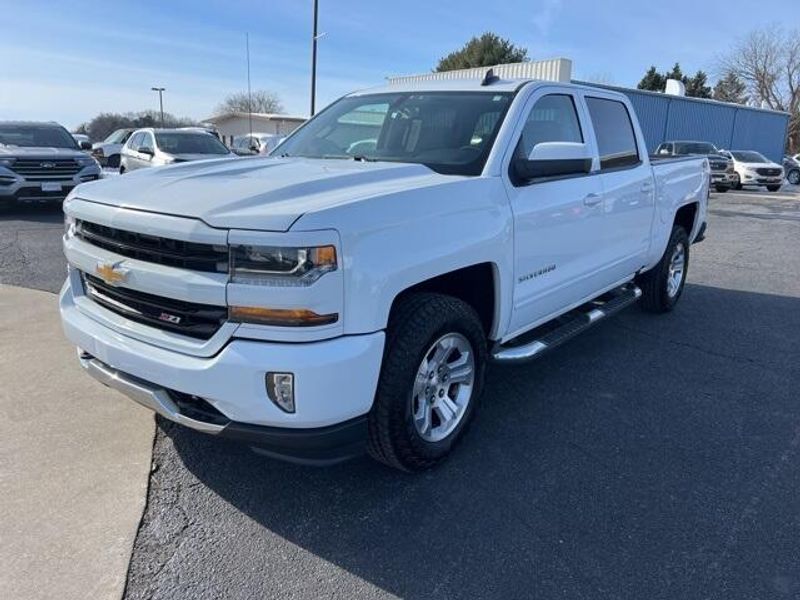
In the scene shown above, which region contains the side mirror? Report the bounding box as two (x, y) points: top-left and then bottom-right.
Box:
(79, 141), (92, 150)
(139, 146), (154, 157)
(514, 142), (592, 181)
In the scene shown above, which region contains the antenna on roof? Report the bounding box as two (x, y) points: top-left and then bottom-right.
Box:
(481, 68), (500, 86)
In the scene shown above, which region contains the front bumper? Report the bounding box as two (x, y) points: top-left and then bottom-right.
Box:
(60, 279), (385, 462)
(0, 167), (102, 202)
(79, 354), (368, 464)
(710, 171), (734, 186)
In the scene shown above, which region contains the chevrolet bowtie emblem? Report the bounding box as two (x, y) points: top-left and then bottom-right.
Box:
(95, 261), (129, 286)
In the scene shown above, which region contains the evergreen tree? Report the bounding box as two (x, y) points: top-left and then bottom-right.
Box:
(637, 66), (666, 91)
(712, 71), (749, 104)
(436, 33), (528, 72)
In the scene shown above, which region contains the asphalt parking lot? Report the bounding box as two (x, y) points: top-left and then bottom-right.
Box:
(2, 186), (799, 599)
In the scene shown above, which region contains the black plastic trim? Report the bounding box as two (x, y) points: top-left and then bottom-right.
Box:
(220, 415), (369, 466)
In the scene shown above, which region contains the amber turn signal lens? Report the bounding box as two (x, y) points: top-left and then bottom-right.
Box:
(310, 245), (337, 266)
(229, 306), (338, 327)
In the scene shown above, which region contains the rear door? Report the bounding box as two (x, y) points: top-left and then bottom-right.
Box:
(503, 89), (608, 337)
(582, 94), (655, 280)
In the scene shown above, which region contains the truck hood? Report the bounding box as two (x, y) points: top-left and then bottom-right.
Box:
(738, 161), (782, 170)
(74, 156), (450, 231)
(0, 146), (84, 159)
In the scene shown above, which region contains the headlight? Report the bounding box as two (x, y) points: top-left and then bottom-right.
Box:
(230, 245), (337, 286)
(76, 155), (100, 168)
(64, 214), (76, 238)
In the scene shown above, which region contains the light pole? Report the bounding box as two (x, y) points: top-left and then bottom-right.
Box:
(310, 0), (319, 116)
(151, 87), (166, 127)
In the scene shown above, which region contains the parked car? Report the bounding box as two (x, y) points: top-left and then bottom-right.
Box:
(655, 140), (735, 192)
(61, 77), (708, 471)
(91, 128), (135, 168)
(784, 155), (800, 185)
(231, 133), (285, 156)
(72, 133), (92, 151)
(718, 150), (784, 192)
(179, 126), (221, 140)
(119, 128), (235, 173)
(0, 121), (101, 206)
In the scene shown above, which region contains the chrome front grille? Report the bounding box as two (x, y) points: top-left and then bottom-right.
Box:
(756, 167), (781, 176)
(76, 220), (229, 273)
(10, 159), (81, 181)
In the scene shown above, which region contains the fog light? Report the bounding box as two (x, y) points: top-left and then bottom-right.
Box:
(266, 372), (295, 413)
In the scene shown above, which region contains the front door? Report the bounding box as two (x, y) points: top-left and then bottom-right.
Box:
(503, 90), (608, 337)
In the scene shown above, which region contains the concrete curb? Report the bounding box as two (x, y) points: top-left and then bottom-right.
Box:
(0, 285), (154, 600)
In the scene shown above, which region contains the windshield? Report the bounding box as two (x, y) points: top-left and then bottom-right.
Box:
(154, 132), (230, 155)
(0, 124), (78, 149)
(731, 151), (768, 163)
(673, 142), (719, 155)
(277, 91), (514, 176)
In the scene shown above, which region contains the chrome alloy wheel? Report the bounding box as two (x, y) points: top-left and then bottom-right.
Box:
(412, 332), (475, 443)
(667, 242), (686, 298)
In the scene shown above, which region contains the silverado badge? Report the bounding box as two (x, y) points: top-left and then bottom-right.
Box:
(95, 261), (129, 286)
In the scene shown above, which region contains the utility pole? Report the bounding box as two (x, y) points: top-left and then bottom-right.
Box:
(151, 87), (166, 127)
(310, 0), (319, 116)
(246, 33), (253, 136)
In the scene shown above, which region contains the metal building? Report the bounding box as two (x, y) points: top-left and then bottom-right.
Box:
(387, 59), (790, 163)
(579, 82), (790, 163)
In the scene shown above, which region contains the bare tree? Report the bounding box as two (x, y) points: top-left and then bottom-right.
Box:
(215, 90), (284, 115)
(720, 27), (800, 151)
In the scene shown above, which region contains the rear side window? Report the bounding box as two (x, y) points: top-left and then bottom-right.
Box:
(586, 97), (640, 169)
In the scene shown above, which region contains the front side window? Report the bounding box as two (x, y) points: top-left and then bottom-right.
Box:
(128, 132), (145, 149)
(0, 124), (78, 149)
(516, 94), (583, 158)
(277, 91), (514, 176)
(586, 97), (640, 169)
(154, 132), (230, 155)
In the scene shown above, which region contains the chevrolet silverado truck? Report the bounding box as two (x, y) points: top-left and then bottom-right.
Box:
(1, 121), (102, 206)
(60, 77), (708, 471)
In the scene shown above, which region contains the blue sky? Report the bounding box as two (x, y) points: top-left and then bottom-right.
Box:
(0, 0), (792, 129)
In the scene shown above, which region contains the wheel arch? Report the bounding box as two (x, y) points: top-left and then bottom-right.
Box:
(387, 262), (501, 340)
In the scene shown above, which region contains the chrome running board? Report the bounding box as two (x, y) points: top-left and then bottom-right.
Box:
(491, 284), (642, 363)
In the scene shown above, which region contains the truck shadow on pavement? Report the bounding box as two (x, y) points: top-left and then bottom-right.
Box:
(137, 283), (800, 599)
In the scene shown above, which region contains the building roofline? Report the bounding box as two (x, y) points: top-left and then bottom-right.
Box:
(573, 80), (790, 117)
(203, 112), (308, 123)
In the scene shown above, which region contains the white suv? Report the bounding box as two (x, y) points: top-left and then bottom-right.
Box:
(120, 128), (235, 173)
(720, 150), (785, 192)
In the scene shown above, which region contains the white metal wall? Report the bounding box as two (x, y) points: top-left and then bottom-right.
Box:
(387, 58), (573, 85)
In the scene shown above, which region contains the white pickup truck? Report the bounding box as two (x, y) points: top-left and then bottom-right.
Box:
(60, 76), (709, 471)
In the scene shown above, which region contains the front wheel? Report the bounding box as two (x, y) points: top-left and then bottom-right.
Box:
(766, 185), (781, 192)
(732, 173), (742, 190)
(788, 169), (800, 186)
(368, 293), (487, 472)
(637, 225), (690, 313)
(714, 185), (729, 193)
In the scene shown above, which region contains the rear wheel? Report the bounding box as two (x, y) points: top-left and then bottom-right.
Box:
(767, 185), (781, 192)
(367, 293), (487, 472)
(637, 225), (689, 313)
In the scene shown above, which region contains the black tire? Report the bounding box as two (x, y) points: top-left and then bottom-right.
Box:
(637, 225), (690, 313)
(714, 185), (729, 193)
(766, 185), (781, 192)
(788, 169), (800, 186)
(732, 173), (742, 190)
(119, 166), (126, 174)
(107, 154), (120, 169)
(367, 293), (487, 472)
